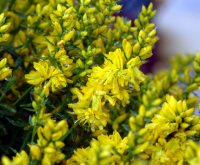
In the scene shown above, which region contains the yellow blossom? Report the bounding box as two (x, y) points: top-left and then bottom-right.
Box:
(185, 140), (200, 165)
(146, 95), (200, 143)
(0, 13), (11, 44)
(67, 131), (127, 164)
(25, 60), (67, 95)
(29, 144), (41, 160)
(1, 151), (29, 165)
(54, 48), (74, 78)
(29, 119), (68, 164)
(0, 58), (12, 80)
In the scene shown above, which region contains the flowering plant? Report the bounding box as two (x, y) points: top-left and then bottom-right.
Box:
(0, 0), (200, 165)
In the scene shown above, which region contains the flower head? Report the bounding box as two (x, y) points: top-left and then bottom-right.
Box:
(25, 60), (67, 95)
(0, 58), (12, 80)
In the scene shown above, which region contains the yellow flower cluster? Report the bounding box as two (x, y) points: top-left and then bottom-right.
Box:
(70, 47), (145, 131)
(31, 87), (51, 126)
(2, 119), (68, 165)
(185, 140), (200, 165)
(69, 3), (157, 132)
(67, 131), (127, 164)
(1, 0), (200, 165)
(147, 95), (199, 139)
(0, 58), (12, 80)
(25, 55), (73, 96)
(68, 95), (200, 164)
(29, 119), (68, 165)
(1, 151), (29, 165)
(146, 95), (200, 164)
(0, 13), (11, 44)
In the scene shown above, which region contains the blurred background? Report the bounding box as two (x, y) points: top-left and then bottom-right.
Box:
(120, 0), (200, 72)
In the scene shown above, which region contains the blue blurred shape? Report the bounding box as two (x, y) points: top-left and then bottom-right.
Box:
(119, 0), (150, 19)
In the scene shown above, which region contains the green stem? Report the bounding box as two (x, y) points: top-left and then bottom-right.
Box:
(0, 77), (16, 101)
(31, 123), (37, 143)
(60, 120), (79, 141)
(20, 130), (32, 151)
(13, 86), (33, 106)
(31, 110), (40, 143)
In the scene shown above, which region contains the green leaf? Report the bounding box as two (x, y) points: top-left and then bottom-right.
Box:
(0, 77), (16, 101)
(0, 103), (16, 113)
(13, 56), (23, 68)
(6, 117), (27, 127)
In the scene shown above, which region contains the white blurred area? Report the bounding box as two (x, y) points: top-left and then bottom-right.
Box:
(155, 0), (200, 56)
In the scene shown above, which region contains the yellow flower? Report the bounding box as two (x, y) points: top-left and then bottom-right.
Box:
(1, 151), (29, 165)
(67, 131), (127, 164)
(122, 39), (132, 59)
(70, 48), (146, 131)
(54, 48), (74, 79)
(127, 56), (145, 90)
(150, 135), (187, 165)
(25, 60), (67, 95)
(97, 130), (128, 154)
(75, 107), (109, 132)
(63, 30), (75, 42)
(0, 58), (12, 80)
(104, 48), (126, 69)
(29, 145), (41, 160)
(185, 140), (200, 165)
(29, 119), (68, 164)
(3, 53), (14, 67)
(70, 83), (110, 131)
(146, 95), (200, 142)
(0, 13), (11, 44)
